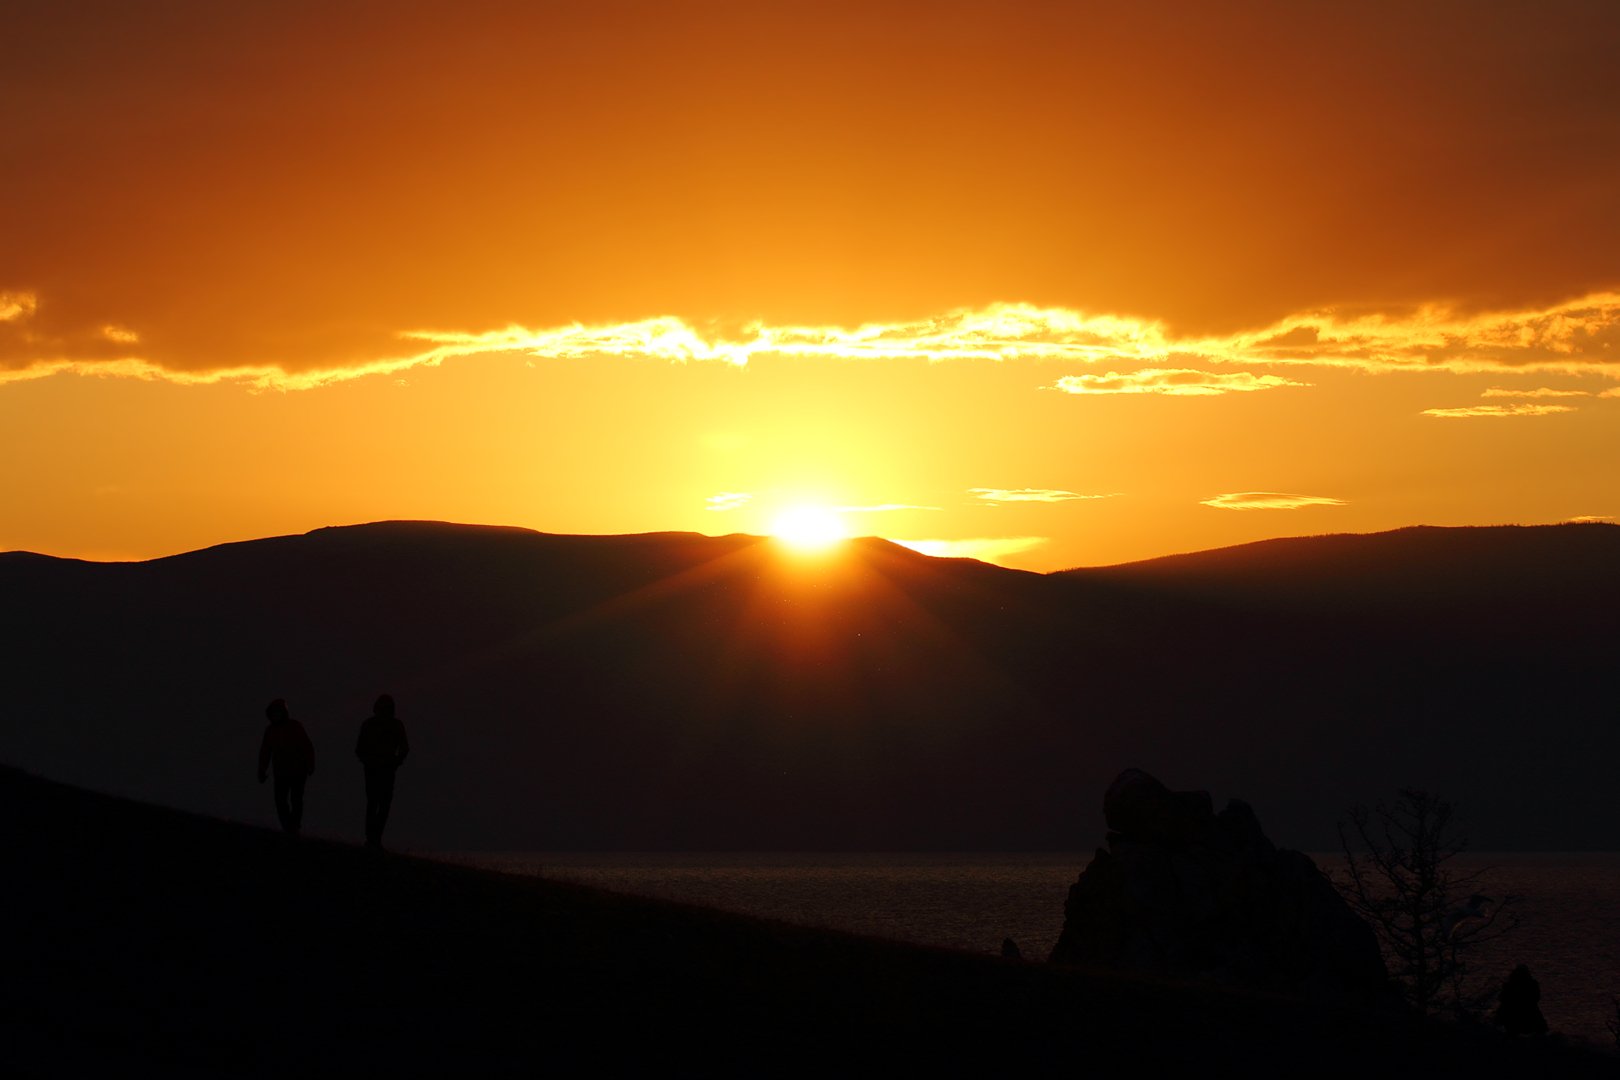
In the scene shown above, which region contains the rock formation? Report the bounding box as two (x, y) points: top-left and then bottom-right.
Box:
(1049, 769), (1389, 1001)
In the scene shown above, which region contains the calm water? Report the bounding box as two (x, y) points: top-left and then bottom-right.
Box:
(455, 851), (1620, 1047)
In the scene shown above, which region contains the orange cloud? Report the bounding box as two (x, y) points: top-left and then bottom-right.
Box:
(0, 291), (36, 323)
(1479, 386), (1591, 398)
(9, 292), (1620, 391)
(1200, 492), (1346, 511)
(9, 2), (1620, 400)
(406, 305), (1174, 367)
(1236, 293), (1620, 375)
(1421, 404), (1577, 419)
(1051, 369), (1307, 396)
(706, 492), (752, 513)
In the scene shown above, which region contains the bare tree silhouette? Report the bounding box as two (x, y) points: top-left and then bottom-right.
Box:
(1337, 789), (1520, 1015)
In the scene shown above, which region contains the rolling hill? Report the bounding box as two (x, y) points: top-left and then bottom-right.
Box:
(2, 521), (1616, 851)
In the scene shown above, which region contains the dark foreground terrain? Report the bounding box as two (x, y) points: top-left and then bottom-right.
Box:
(2, 768), (1610, 1077)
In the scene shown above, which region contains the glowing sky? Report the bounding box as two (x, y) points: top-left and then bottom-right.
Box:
(4, 1), (1619, 569)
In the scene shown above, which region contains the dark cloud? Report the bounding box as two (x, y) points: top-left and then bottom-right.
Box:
(5, 2), (1620, 379)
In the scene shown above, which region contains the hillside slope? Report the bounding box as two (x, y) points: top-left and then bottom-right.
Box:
(3, 766), (1610, 1077)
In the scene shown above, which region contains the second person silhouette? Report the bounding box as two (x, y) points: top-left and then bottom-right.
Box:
(355, 693), (409, 849)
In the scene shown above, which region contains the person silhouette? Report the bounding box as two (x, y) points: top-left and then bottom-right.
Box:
(355, 693), (409, 849)
(257, 699), (315, 835)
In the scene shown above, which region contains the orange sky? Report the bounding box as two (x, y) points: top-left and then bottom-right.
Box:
(4, 1), (1619, 569)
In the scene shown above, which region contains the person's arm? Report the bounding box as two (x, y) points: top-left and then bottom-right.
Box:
(257, 728), (272, 782)
(396, 722), (410, 767)
(303, 726), (315, 776)
(355, 723), (365, 762)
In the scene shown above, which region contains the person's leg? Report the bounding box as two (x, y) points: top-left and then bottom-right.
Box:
(372, 768), (396, 845)
(364, 768), (381, 845)
(288, 777), (305, 835)
(273, 775), (294, 833)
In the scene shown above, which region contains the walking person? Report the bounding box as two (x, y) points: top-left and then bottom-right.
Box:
(356, 693), (409, 849)
(257, 699), (315, 835)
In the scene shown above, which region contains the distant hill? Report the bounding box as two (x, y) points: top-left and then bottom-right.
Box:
(2, 521), (1617, 850)
(1062, 524), (1620, 622)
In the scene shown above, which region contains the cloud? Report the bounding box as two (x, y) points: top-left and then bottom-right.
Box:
(0, 291), (36, 323)
(892, 536), (1048, 564)
(970, 488), (1118, 503)
(706, 492), (752, 512)
(403, 305), (1178, 367)
(1234, 292), (1620, 375)
(9, 1), (1620, 395)
(0, 289), (164, 387)
(10, 290), (1620, 390)
(1601, 388), (1620, 398)
(0, 353), (446, 392)
(1200, 492), (1346, 511)
(1421, 403), (1577, 418)
(456, 293), (1620, 378)
(1564, 515), (1617, 524)
(1479, 386), (1591, 398)
(0, 301), (1172, 389)
(1050, 368), (1308, 396)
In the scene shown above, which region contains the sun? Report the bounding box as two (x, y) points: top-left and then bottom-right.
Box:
(770, 505), (850, 552)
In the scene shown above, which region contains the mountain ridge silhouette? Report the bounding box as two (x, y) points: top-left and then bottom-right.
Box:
(3, 520), (1615, 851)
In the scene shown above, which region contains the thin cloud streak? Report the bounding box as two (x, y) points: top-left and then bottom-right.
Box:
(1051, 369), (1307, 396)
(1480, 387), (1591, 398)
(10, 291), (1620, 390)
(706, 492), (752, 512)
(0, 352), (450, 392)
(1421, 404), (1577, 418)
(424, 292), (1620, 377)
(404, 306), (1172, 367)
(970, 488), (1118, 503)
(1200, 492), (1347, 511)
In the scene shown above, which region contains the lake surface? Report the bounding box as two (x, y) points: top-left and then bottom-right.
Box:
(453, 850), (1620, 1046)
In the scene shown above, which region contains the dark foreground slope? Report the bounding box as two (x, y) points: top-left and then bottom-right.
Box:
(3, 767), (1609, 1078)
(3, 521), (1618, 850)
